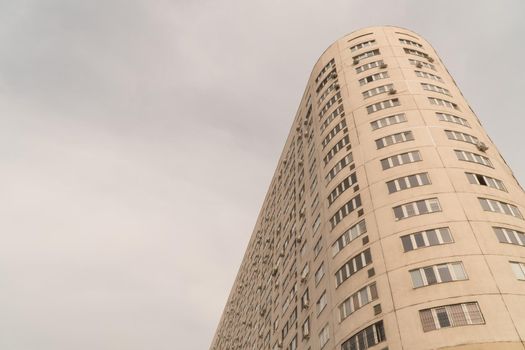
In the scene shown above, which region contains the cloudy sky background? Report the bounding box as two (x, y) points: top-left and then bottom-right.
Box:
(1, 1), (524, 349)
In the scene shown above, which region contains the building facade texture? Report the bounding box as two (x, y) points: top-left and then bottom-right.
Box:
(210, 26), (525, 350)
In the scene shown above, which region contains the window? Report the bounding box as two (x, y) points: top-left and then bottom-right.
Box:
(436, 112), (470, 127)
(401, 227), (453, 252)
(315, 263), (325, 285)
(399, 38), (423, 47)
(366, 98), (400, 114)
(428, 97), (459, 110)
(323, 135), (350, 165)
(330, 194), (362, 229)
(302, 318), (310, 339)
(332, 219), (367, 256)
(301, 289), (310, 310)
(319, 325), (330, 348)
(355, 60), (384, 74)
(341, 320), (386, 350)
(410, 262), (467, 288)
(319, 91), (342, 118)
(455, 149), (493, 167)
(359, 71), (389, 86)
(326, 153), (353, 184)
(510, 262), (525, 280)
(375, 130), (414, 149)
(371, 113), (407, 130)
(381, 150), (422, 170)
(421, 82), (451, 96)
(314, 237), (323, 257)
(315, 58), (335, 84)
(362, 83), (394, 99)
(404, 47), (429, 59)
(320, 106), (345, 132)
(335, 248), (372, 287)
(466, 172), (506, 191)
(312, 214), (321, 234)
(493, 227), (525, 246)
(353, 49), (380, 61)
(445, 130), (478, 145)
(328, 172), (358, 205)
(386, 172), (430, 193)
(415, 70), (443, 82)
(322, 120), (347, 148)
(316, 69), (337, 93)
(409, 58), (436, 70)
(288, 336), (297, 350)
(316, 291), (327, 315)
(393, 198), (441, 220)
(419, 302), (484, 332)
(339, 283), (378, 321)
(350, 39), (376, 52)
(479, 198), (523, 219)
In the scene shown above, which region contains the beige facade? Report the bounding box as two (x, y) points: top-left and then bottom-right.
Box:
(210, 26), (525, 350)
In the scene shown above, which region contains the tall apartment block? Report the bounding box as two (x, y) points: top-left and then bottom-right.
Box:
(210, 26), (525, 350)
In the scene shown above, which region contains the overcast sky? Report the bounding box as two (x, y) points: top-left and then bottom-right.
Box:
(1, 1), (524, 349)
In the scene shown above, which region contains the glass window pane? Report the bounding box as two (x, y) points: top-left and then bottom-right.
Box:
(452, 263), (467, 280)
(411, 270), (424, 287)
(426, 230), (439, 246)
(440, 228), (453, 243)
(424, 267), (437, 285)
(401, 235), (413, 251)
(414, 232), (425, 247)
(437, 264), (453, 282)
(436, 308), (451, 328)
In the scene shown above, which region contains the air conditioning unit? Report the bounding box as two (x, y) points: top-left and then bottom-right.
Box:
(272, 266), (278, 276)
(330, 72), (337, 79)
(298, 160), (303, 166)
(334, 83), (340, 90)
(303, 329), (310, 338)
(299, 208), (305, 216)
(279, 249), (285, 257)
(477, 141), (489, 152)
(275, 281), (279, 288)
(295, 125), (301, 131)
(295, 234), (302, 243)
(277, 340), (283, 347)
(303, 301), (309, 309)
(388, 88), (397, 95)
(300, 275), (307, 283)
(427, 56), (435, 63)
(379, 62), (388, 69)
(416, 62), (423, 68)
(353, 58), (359, 65)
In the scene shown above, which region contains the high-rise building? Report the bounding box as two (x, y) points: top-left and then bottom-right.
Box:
(209, 26), (525, 350)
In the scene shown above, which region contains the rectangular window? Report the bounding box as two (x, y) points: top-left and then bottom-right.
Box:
(302, 317), (310, 338)
(314, 237), (323, 258)
(341, 320), (386, 350)
(410, 262), (467, 288)
(315, 263), (325, 285)
(455, 149), (493, 167)
(288, 336), (297, 350)
(493, 227), (525, 246)
(479, 198), (523, 219)
(301, 288), (310, 309)
(355, 60), (385, 74)
(428, 97), (459, 110)
(419, 302), (484, 332)
(319, 324), (330, 348)
(350, 39), (376, 52)
(409, 58), (436, 70)
(436, 112), (470, 127)
(312, 214), (321, 234)
(353, 49), (380, 62)
(399, 38), (423, 48)
(415, 70), (443, 82)
(362, 83), (394, 99)
(316, 291), (327, 315)
(328, 172), (358, 205)
(330, 194), (362, 229)
(322, 119), (347, 149)
(445, 130), (478, 145)
(393, 198), (441, 220)
(324, 135), (350, 165)
(371, 113), (407, 130)
(375, 130), (414, 149)
(326, 153), (353, 184)
(381, 150), (422, 170)
(510, 261), (525, 280)
(386, 172), (430, 193)
(339, 283), (379, 321)
(366, 98), (400, 114)
(401, 227), (453, 252)
(359, 71), (389, 86)
(466, 172), (506, 191)
(335, 248), (372, 287)
(320, 105), (345, 132)
(332, 219), (367, 256)
(421, 82), (451, 96)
